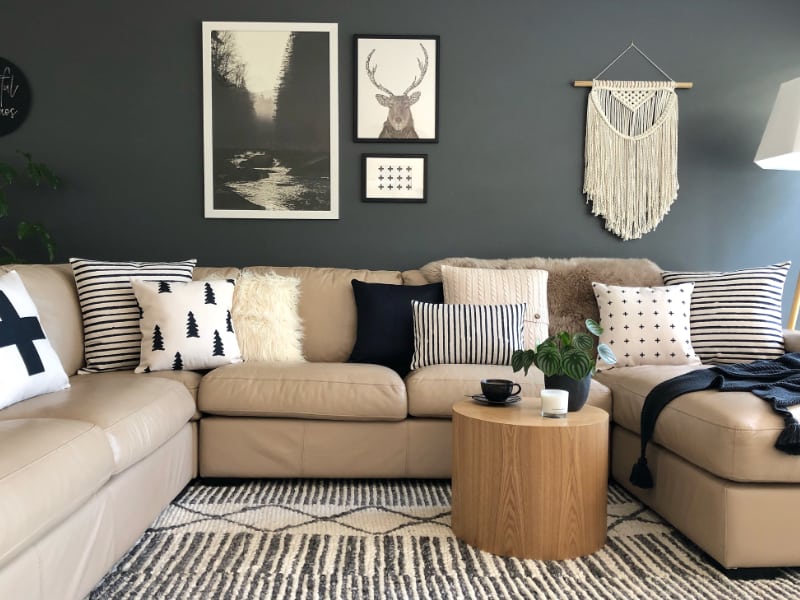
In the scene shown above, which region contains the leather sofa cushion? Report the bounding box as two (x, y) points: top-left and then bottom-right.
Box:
(0, 264), (84, 376)
(199, 362), (406, 421)
(0, 418), (114, 566)
(0, 373), (195, 474)
(143, 370), (204, 420)
(245, 266), (402, 363)
(596, 365), (800, 482)
(405, 364), (612, 417)
(143, 369), (203, 401)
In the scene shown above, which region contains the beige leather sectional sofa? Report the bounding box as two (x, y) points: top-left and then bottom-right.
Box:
(1, 257), (799, 598)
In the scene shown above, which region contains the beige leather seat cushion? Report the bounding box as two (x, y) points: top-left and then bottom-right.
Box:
(596, 365), (800, 482)
(143, 370), (204, 420)
(0, 373), (195, 474)
(406, 364), (612, 417)
(0, 418), (114, 566)
(199, 362), (407, 421)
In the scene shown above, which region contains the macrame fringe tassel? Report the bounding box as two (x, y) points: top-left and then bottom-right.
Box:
(630, 456), (654, 489)
(776, 417), (800, 455)
(584, 80), (678, 241)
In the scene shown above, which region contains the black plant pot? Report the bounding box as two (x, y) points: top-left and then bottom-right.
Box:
(543, 373), (592, 412)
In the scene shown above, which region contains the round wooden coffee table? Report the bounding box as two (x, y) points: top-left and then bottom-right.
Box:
(451, 397), (608, 560)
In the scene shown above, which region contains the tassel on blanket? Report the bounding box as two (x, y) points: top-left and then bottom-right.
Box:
(776, 415), (800, 455)
(630, 456), (654, 489)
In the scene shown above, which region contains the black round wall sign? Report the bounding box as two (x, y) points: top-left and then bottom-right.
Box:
(0, 57), (32, 136)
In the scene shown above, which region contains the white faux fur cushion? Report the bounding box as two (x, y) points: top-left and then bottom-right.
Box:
(232, 271), (304, 362)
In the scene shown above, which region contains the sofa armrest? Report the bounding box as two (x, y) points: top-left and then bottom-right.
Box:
(784, 329), (800, 353)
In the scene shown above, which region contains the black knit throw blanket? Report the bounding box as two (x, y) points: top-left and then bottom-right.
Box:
(630, 353), (800, 489)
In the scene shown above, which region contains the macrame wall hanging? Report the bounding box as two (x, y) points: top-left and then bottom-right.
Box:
(574, 43), (693, 241)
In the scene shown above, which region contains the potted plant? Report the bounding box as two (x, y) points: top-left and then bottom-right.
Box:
(1, 151), (61, 264)
(511, 318), (616, 411)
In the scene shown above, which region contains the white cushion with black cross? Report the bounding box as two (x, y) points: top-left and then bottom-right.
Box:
(131, 278), (242, 373)
(0, 270), (69, 409)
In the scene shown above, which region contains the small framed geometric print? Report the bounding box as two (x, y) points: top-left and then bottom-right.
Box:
(362, 154), (427, 203)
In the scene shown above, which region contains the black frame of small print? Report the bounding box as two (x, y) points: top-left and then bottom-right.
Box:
(353, 35), (440, 143)
(362, 154), (427, 203)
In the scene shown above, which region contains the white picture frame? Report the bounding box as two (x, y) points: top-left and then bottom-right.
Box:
(202, 21), (339, 219)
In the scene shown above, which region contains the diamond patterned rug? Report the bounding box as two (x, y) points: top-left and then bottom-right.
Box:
(88, 480), (800, 599)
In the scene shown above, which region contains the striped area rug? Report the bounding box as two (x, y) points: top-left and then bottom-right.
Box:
(88, 480), (800, 599)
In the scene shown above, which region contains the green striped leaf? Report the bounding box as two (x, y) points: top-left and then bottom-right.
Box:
(561, 347), (594, 380)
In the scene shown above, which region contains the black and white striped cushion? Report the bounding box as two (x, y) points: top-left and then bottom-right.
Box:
(70, 258), (196, 373)
(662, 262), (790, 364)
(410, 301), (525, 370)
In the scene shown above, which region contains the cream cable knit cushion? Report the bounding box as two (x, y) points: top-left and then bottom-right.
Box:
(441, 265), (549, 349)
(232, 271), (304, 362)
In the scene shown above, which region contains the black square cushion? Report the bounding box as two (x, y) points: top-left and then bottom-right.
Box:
(348, 280), (444, 376)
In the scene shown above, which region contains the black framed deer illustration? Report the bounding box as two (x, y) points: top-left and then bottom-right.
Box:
(353, 35), (439, 143)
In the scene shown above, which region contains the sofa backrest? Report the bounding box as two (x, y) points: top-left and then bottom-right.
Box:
(0, 264), (85, 375)
(2, 260), (661, 372)
(193, 266), (242, 281)
(245, 266), (403, 362)
(417, 257), (663, 338)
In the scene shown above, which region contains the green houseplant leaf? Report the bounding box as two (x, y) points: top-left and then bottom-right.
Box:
(571, 332), (594, 353)
(585, 318), (603, 337)
(0, 152), (60, 263)
(561, 347), (594, 380)
(597, 343), (617, 366)
(17, 221), (56, 262)
(534, 343), (563, 377)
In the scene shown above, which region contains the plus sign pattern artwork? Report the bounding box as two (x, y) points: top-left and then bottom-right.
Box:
(0, 270), (69, 410)
(592, 281), (700, 370)
(362, 154), (427, 202)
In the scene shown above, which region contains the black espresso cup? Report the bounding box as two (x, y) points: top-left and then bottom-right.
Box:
(480, 378), (522, 403)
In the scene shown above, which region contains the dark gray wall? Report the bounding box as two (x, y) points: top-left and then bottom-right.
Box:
(4, 1), (800, 310)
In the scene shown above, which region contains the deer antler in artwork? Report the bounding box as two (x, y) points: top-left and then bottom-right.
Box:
(402, 44), (429, 96)
(365, 49), (394, 96)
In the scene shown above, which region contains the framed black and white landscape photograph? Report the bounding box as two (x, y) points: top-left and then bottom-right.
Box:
(202, 22), (339, 219)
(354, 35), (439, 143)
(362, 154), (427, 202)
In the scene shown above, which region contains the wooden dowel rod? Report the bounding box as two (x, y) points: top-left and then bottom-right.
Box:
(573, 80), (694, 89)
(787, 272), (800, 329)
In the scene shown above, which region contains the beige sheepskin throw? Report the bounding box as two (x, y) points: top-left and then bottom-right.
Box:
(420, 257), (663, 339)
(232, 270), (304, 362)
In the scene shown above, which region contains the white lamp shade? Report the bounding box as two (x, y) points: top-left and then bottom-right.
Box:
(755, 76), (800, 170)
